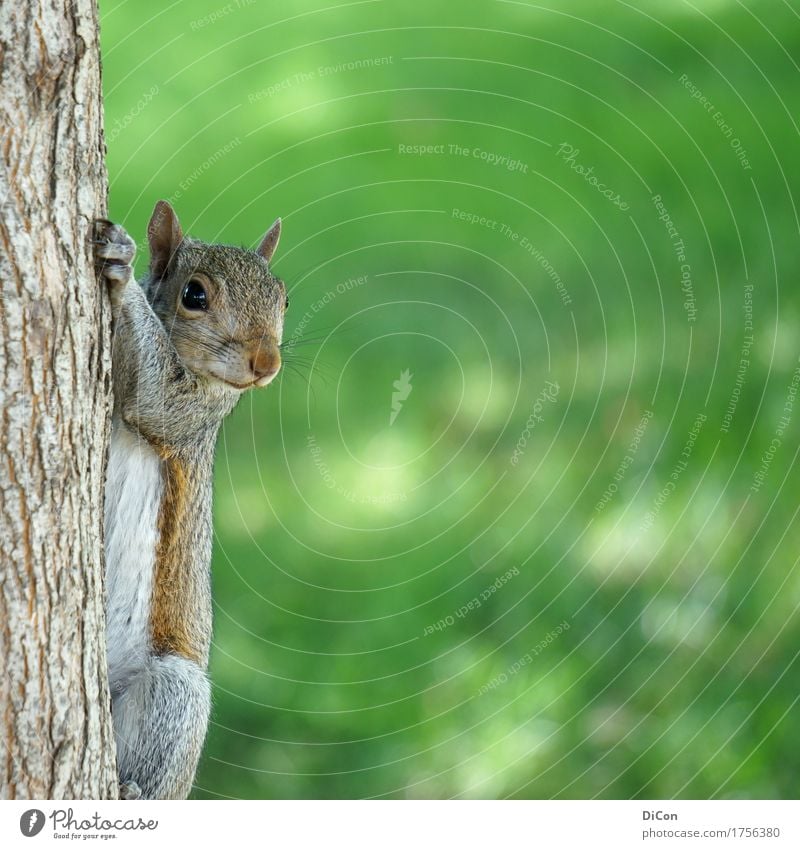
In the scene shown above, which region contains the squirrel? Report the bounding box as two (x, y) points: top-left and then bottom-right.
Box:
(93, 200), (287, 799)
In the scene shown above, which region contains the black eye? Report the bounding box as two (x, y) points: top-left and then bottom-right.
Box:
(285, 296), (290, 310)
(182, 280), (207, 311)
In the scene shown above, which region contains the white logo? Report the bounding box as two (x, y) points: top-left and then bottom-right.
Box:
(390, 369), (413, 425)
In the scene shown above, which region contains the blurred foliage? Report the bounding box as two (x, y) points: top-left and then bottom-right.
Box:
(100, 0), (800, 798)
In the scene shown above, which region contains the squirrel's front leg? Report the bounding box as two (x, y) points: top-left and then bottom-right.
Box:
(94, 217), (195, 445)
(94, 218), (136, 317)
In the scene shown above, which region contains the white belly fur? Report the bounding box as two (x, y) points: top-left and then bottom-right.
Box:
(104, 419), (163, 693)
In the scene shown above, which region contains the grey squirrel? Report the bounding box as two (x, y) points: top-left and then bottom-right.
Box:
(94, 201), (287, 799)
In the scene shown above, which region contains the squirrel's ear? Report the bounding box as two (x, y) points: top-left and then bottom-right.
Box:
(256, 218), (281, 263)
(147, 200), (183, 278)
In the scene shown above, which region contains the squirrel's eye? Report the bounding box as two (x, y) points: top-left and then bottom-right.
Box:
(182, 280), (208, 311)
(285, 296), (290, 310)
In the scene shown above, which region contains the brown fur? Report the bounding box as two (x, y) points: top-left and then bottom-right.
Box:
(150, 456), (210, 666)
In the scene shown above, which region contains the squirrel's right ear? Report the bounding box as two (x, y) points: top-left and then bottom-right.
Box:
(256, 218), (281, 263)
(147, 200), (183, 278)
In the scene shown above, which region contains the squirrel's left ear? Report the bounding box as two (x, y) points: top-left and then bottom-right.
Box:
(148, 200), (183, 278)
(257, 218), (281, 263)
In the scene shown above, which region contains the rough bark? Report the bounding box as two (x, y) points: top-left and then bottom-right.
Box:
(0, 0), (117, 798)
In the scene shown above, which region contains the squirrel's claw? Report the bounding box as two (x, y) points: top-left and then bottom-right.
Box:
(94, 219), (136, 289)
(119, 780), (143, 800)
(96, 239), (136, 263)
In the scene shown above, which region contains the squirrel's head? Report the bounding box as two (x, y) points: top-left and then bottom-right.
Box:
(143, 200), (287, 393)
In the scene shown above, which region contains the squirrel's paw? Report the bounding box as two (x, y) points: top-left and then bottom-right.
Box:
(94, 219), (136, 287)
(119, 780), (143, 800)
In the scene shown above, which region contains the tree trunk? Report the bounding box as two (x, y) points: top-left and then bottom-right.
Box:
(0, 0), (117, 798)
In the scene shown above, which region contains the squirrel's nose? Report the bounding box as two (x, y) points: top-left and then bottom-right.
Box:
(249, 346), (281, 384)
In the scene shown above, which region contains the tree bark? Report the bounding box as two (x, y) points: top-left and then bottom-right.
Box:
(0, 0), (117, 798)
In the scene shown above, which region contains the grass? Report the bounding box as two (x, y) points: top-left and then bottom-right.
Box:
(100, 0), (800, 798)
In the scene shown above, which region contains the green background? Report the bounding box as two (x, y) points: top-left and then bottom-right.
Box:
(100, 0), (800, 798)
